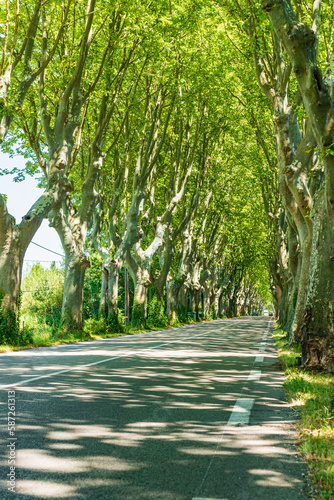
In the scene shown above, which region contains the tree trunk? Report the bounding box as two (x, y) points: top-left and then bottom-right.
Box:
(260, 0), (334, 369)
(109, 261), (120, 313)
(50, 198), (92, 331)
(0, 189), (67, 333)
(178, 283), (189, 316)
(166, 281), (180, 323)
(100, 264), (109, 317)
(0, 227), (24, 315)
(301, 199), (334, 370)
(202, 285), (210, 317)
(291, 233), (312, 342)
(132, 268), (150, 327)
(99, 260), (121, 317)
(63, 253), (90, 330)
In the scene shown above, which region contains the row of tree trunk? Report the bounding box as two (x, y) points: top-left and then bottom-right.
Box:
(253, 0), (334, 370)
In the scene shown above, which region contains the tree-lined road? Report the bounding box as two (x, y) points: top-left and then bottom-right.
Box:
(0, 318), (308, 499)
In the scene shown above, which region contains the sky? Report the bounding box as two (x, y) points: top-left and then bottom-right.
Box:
(0, 152), (64, 271)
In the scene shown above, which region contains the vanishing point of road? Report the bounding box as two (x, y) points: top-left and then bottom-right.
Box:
(0, 317), (309, 499)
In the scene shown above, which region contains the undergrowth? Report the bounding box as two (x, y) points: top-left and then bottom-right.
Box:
(273, 324), (334, 499)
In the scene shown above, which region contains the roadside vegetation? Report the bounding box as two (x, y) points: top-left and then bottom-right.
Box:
(273, 325), (334, 499)
(0, 258), (271, 352)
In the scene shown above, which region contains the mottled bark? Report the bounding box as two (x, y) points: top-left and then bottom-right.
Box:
(49, 198), (91, 330)
(166, 281), (180, 322)
(252, 25), (316, 341)
(261, 0), (334, 368)
(301, 196), (334, 370)
(62, 253), (90, 330)
(0, 183), (71, 318)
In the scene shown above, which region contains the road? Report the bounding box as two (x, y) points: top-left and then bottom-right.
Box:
(0, 317), (309, 499)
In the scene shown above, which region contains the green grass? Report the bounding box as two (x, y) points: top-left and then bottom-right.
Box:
(273, 325), (334, 499)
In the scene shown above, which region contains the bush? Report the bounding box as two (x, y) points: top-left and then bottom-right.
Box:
(0, 290), (23, 345)
(147, 295), (168, 329)
(83, 318), (107, 337)
(177, 304), (188, 323)
(83, 252), (102, 319)
(0, 307), (19, 344)
(107, 309), (125, 333)
(131, 302), (146, 330)
(21, 263), (64, 329)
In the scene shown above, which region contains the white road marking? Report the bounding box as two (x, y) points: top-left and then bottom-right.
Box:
(227, 398), (255, 426)
(0, 320), (246, 389)
(259, 347), (266, 351)
(193, 498), (229, 500)
(255, 355), (264, 362)
(247, 370), (261, 381)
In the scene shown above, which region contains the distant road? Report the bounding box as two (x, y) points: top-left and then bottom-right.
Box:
(0, 318), (308, 499)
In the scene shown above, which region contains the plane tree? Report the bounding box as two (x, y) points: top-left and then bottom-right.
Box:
(0, 0), (97, 337)
(259, 0), (334, 368)
(214, 1), (324, 345)
(47, 9), (143, 330)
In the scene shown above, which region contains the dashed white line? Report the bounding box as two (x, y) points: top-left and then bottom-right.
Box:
(255, 355), (264, 362)
(227, 398), (255, 426)
(248, 370), (261, 381)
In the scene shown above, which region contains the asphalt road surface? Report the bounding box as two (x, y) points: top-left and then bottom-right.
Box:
(0, 317), (309, 500)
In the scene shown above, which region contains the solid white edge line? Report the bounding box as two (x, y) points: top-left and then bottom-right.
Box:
(1, 319), (246, 389)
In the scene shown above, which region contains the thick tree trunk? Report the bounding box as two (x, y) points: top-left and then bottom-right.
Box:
(131, 267), (150, 327)
(178, 284), (189, 315)
(202, 285), (211, 317)
(50, 197), (92, 331)
(100, 265), (109, 316)
(301, 199), (334, 370)
(291, 233), (312, 342)
(109, 261), (120, 313)
(261, 0), (334, 370)
(99, 260), (121, 316)
(0, 190), (67, 327)
(217, 289), (224, 318)
(63, 254), (90, 330)
(0, 227), (24, 314)
(166, 281), (180, 323)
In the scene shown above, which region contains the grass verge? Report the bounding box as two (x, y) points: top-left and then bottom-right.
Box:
(273, 324), (334, 499)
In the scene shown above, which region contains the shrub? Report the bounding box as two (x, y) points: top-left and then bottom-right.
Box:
(21, 263), (64, 329)
(0, 290), (22, 345)
(147, 295), (168, 329)
(0, 307), (19, 344)
(177, 304), (188, 323)
(83, 318), (107, 337)
(107, 309), (125, 333)
(131, 302), (146, 330)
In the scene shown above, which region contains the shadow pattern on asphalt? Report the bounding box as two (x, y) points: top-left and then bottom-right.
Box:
(0, 319), (308, 499)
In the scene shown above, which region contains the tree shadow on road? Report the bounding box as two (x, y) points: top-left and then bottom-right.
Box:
(0, 319), (308, 499)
